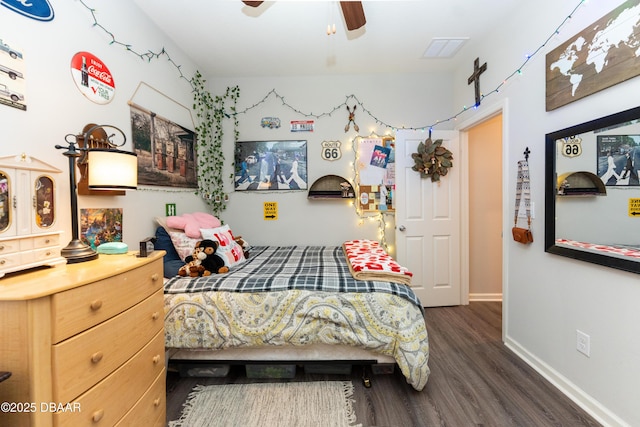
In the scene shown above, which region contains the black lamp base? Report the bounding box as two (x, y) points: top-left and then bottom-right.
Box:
(61, 239), (99, 264)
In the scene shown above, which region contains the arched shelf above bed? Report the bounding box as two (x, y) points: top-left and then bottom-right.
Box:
(308, 175), (355, 199)
(557, 171), (607, 197)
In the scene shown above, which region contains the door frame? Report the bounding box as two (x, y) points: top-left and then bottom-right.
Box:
(457, 98), (509, 341)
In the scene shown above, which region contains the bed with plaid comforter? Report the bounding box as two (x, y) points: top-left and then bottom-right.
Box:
(164, 245), (430, 390)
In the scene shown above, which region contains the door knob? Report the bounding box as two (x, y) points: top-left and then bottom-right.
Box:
(398, 225), (406, 232)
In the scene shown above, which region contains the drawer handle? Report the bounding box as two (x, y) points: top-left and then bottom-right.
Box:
(153, 355), (161, 365)
(153, 398), (160, 407)
(92, 409), (104, 423)
(91, 352), (103, 363)
(45, 239), (51, 244)
(0, 260), (5, 265)
(151, 273), (159, 282)
(0, 245), (4, 251)
(152, 311), (160, 320)
(90, 300), (103, 311)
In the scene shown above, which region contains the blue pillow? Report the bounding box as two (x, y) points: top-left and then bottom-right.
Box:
(154, 226), (183, 278)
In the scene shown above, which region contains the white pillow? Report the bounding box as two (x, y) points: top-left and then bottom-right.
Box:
(201, 225), (246, 267)
(168, 231), (199, 261)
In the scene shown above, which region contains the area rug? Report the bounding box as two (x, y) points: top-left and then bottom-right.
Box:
(169, 381), (362, 427)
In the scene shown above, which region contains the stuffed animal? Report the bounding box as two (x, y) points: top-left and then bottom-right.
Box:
(178, 239), (229, 277)
(234, 235), (250, 259)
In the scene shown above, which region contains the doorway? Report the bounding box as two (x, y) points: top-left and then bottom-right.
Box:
(465, 113), (503, 301)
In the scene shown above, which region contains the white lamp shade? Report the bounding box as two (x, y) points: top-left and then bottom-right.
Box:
(87, 149), (138, 189)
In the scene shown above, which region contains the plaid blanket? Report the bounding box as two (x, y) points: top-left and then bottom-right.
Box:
(164, 245), (423, 309)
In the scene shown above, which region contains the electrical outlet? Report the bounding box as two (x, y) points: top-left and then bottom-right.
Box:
(576, 330), (590, 357)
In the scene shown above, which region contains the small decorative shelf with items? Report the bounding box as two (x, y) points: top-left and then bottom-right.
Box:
(557, 171), (607, 197)
(308, 175), (355, 199)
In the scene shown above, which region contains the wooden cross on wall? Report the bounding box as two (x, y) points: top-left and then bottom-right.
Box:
(468, 57), (487, 107)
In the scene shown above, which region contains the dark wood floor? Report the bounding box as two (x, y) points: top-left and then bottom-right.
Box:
(166, 302), (601, 426)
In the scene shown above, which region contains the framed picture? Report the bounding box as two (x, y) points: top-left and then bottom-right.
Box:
(597, 135), (640, 187)
(234, 140), (307, 191)
(130, 105), (198, 188)
(80, 208), (123, 249)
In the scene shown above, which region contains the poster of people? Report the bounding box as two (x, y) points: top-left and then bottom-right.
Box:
(357, 136), (395, 211)
(597, 135), (639, 187)
(234, 140), (307, 191)
(80, 208), (123, 250)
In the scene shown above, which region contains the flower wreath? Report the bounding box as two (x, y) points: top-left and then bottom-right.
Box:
(411, 138), (454, 182)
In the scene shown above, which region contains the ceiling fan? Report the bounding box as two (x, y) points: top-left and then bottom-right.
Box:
(241, 1), (366, 31)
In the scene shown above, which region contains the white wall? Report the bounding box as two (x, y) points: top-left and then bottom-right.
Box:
(3, 1), (639, 425)
(0, 0), (208, 249)
(210, 74), (454, 246)
(453, 1), (640, 425)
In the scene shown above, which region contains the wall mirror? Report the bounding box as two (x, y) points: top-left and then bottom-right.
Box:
(545, 105), (640, 274)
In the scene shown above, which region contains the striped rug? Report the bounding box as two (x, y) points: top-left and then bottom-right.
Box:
(169, 381), (361, 427)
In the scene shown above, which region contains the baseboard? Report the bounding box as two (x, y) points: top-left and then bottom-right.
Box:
(504, 336), (629, 427)
(468, 293), (502, 302)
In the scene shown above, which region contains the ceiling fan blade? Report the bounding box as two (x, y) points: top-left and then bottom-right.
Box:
(340, 1), (366, 31)
(242, 1), (264, 7)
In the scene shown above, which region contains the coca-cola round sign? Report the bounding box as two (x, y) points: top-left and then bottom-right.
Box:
(70, 52), (115, 104)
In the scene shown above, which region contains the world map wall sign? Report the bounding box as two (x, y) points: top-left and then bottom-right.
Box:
(545, 1), (640, 111)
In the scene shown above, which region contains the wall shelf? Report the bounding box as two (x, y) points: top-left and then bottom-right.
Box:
(308, 175), (355, 199)
(557, 171), (606, 196)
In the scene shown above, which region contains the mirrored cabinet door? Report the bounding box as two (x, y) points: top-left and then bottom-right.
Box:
(35, 175), (55, 229)
(0, 170), (11, 235)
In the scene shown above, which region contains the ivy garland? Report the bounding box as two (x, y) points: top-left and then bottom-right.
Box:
(192, 71), (240, 215)
(411, 138), (454, 182)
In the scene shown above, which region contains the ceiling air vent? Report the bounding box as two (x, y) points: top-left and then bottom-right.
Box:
(423, 37), (469, 58)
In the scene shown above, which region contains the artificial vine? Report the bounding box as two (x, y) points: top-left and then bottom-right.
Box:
(411, 138), (454, 182)
(192, 71), (240, 215)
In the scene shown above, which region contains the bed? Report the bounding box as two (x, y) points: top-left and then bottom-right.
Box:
(157, 224), (430, 391)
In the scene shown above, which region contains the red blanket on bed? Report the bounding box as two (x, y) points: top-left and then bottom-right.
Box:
(342, 239), (413, 286)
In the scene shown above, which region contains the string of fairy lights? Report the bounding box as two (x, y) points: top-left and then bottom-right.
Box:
(78, 0), (586, 132)
(78, 0), (587, 251)
(348, 132), (394, 251)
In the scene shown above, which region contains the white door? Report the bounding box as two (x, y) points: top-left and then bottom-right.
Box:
(395, 130), (461, 307)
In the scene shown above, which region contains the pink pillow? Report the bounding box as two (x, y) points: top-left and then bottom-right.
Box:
(201, 225), (246, 267)
(166, 212), (221, 239)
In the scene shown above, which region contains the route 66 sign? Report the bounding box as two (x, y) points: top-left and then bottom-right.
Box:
(321, 140), (342, 161)
(561, 136), (582, 158)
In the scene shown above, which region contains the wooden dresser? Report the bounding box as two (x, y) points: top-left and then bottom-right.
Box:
(0, 251), (166, 427)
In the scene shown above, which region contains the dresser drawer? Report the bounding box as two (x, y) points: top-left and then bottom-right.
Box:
(32, 233), (60, 248)
(53, 331), (165, 427)
(52, 289), (164, 403)
(0, 251), (21, 271)
(115, 370), (166, 427)
(51, 258), (162, 343)
(33, 245), (60, 262)
(0, 238), (20, 254)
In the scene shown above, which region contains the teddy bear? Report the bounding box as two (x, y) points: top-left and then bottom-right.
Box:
(178, 239), (229, 277)
(234, 235), (250, 259)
